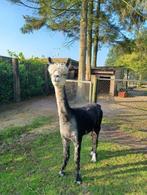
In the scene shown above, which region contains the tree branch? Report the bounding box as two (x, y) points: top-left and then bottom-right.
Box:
(19, 0), (40, 9)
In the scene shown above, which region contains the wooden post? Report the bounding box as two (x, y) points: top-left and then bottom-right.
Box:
(12, 58), (21, 102)
(91, 75), (98, 103)
(110, 75), (115, 96)
(89, 81), (92, 103)
(44, 64), (50, 95)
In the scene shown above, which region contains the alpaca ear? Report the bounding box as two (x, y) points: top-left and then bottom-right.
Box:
(66, 58), (71, 68)
(48, 57), (53, 64)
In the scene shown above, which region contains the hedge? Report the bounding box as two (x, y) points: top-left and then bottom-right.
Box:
(0, 58), (53, 104)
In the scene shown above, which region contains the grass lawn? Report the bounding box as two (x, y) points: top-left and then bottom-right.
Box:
(103, 114), (147, 140)
(0, 116), (147, 195)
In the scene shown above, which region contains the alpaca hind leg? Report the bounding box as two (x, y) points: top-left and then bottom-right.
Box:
(59, 138), (70, 176)
(90, 131), (99, 162)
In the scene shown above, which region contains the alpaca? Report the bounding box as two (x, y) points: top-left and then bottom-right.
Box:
(48, 57), (103, 184)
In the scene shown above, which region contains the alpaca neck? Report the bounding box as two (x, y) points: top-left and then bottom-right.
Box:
(54, 86), (71, 122)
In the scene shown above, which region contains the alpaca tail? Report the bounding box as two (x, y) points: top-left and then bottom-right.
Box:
(96, 104), (103, 127)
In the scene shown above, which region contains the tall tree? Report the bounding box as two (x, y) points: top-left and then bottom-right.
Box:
(86, 0), (93, 80)
(92, 0), (101, 68)
(78, 0), (88, 81)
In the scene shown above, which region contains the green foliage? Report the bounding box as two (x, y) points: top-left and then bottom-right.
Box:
(7, 50), (25, 61)
(0, 115), (52, 144)
(106, 30), (147, 79)
(116, 51), (147, 78)
(0, 60), (13, 103)
(106, 39), (135, 66)
(7, 0), (146, 44)
(19, 0), (81, 41)
(0, 54), (53, 104)
(20, 58), (44, 99)
(19, 57), (53, 99)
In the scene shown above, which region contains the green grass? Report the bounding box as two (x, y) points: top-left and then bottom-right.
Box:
(0, 117), (147, 195)
(104, 116), (147, 140)
(0, 116), (53, 144)
(102, 117), (113, 124)
(120, 124), (147, 140)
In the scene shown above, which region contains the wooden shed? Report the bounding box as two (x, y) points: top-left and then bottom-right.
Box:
(91, 67), (124, 96)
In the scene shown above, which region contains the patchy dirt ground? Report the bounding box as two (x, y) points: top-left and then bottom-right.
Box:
(0, 95), (147, 149)
(0, 96), (57, 131)
(98, 96), (147, 148)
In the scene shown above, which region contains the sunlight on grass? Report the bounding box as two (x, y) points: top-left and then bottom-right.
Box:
(0, 115), (53, 144)
(104, 115), (147, 141)
(102, 117), (112, 124)
(120, 124), (147, 139)
(0, 125), (146, 195)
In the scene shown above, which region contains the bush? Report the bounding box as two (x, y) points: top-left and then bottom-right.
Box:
(0, 60), (13, 103)
(20, 59), (44, 99)
(0, 57), (53, 104)
(20, 58), (53, 99)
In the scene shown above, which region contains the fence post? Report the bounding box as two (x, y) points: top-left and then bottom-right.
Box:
(91, 75), (98, 103)
(89, 81), (92, 103)
(12, 58), (21, 102)
(44, 64), (50, 95)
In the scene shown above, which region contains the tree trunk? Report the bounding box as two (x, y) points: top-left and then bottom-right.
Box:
(92, 0), (100, 68)
(86, 0), (93, 81)
(78, 0), (88, 81)
(91, 75), (98, 103)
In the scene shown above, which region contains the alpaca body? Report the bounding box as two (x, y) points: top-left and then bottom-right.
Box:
(48, 58), (103, 184)
(72, 104), (102, 136)
(55, 86), (102, 139)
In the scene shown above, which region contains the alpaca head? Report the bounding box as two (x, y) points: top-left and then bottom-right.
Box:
(48, 57), (70, 87)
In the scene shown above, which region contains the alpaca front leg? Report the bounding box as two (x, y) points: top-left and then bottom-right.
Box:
(59, 138), (70, 176)
(74, 138), (82, 184)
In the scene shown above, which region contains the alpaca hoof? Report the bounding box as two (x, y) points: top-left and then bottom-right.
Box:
(59, 171), (65, 177)
(91, 158), (97, 163)
(75, 180), (82, 185)
(75, 175), (82, 184)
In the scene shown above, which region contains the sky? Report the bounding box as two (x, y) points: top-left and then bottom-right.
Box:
(0, 0), (109, 66)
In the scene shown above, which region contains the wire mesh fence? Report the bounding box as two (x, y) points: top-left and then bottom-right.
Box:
(65, 78), (147, 105)
(97, 78), (147, 99)
(65, 79), (92, 105)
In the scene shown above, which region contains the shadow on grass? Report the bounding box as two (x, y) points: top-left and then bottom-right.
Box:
(99, 147), (147, 160)
(86, 145), (147, 174)
(82, 142), (147, 194)
(0, 130), (147, 195)
(116, 102), (147, 112)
